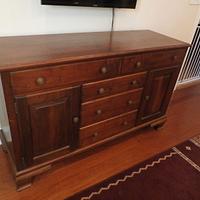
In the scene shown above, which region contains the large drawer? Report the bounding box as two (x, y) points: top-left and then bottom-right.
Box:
(121, 48), (186, 74)
(11, 58), (121, 95)
(81, 89), (143, 127)
(80, 110), (137, 147)
(82, 72), (146, 102)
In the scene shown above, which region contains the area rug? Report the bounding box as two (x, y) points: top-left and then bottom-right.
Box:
(66, 135), (200, 200)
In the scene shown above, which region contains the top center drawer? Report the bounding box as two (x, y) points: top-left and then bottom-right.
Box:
(10, 58), (121, 95)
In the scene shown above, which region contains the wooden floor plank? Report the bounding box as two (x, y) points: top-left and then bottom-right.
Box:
(0, 83), (200, 200)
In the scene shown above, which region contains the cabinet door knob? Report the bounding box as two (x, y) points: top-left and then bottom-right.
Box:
(73, 117), (79, 123)
(96, 109), (102, 115)
(100, 67), (107, 74)
(173, 55), (178, 61)
(131, 80), (138, 86)
(98, 88), (105, 95)
(145, 96), (150, 101)
(36, 77), (45, 86)
(123, 121), (128, 126)
(127, 100), (133, 105)
(93, 132), (98, 137)
(136, 61), (142, 68)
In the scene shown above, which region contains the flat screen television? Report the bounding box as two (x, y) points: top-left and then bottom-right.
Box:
(41, 0), (137, 9)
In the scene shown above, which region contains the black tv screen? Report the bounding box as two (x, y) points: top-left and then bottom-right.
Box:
(41, 0), (137, 9)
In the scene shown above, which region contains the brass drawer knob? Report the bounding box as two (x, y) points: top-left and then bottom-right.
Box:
(127, 100), (133, 105)
(100, 67), (107, 74)
(123, 121), (128, 126)
(136, 61), (142, 68)
(173, 55), (178, 61)
(131, 80), (138, 86)
(96, 109), (102, 115)
(93, 132), (99, 137)
(98, 88), (105, 95)
(73, 117), (79, 123)
(145, 96), (150, 101)
(35, 77), (45, 86)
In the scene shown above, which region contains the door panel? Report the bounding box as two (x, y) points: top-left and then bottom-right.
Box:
(30, 98), (70, 157)
(15, 86), (81, 166)
(137, 66), (179, 124)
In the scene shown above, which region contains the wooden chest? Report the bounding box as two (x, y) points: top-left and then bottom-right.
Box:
(0, 30), (189, 190)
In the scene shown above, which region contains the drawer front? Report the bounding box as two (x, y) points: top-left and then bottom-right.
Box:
(11, 58), (121, 95)
(122, 54), (144, 74)
(81, 89), (143, 127)
(144, 48), (187, 68)
(80, 110), (137, 147)
(82, 72), (146, 102)
(122, 49), (186, 74)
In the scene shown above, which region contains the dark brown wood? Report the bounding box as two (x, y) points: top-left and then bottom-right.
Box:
(80, 110), (138, 147)
(0, 83), (200, 200)
(121, 48), (187, 74)
(1, 73), (25, 170)
(0, 31), (189, 72)
(82, 72), (146, 102)
(0, 30), (188, 190)
(137, 66), (180, 124)
(15, 86), (81, 166)
(81, 89), (143, 126)
(11, 58), (121, 95)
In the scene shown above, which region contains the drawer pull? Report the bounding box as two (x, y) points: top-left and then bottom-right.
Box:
(93, 132), (99, 137)
(173, 55), (178, 61)
(127, 100), (134, 105)
(123, 121), (128, 126)
(100, 67), (107, 74)
(73, 117), (79, 123)
(131, 80), (138, 86)
(136, 61), (142, 68)
(98, 88), (105, 95)
(145, 96), (150, 101)
(35, 77), (45, 86)
(96, 109), (102, 115)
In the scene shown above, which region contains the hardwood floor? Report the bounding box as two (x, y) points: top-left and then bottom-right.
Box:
(1, 83), (200, 200)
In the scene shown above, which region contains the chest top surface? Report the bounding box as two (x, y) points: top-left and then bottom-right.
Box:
(0, 30), (189, 72)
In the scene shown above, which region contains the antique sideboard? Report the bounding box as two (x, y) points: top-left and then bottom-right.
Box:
(0, 30), (189, 190)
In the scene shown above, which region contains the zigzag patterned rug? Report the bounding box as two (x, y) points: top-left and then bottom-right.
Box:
(66, 135), (200, 200)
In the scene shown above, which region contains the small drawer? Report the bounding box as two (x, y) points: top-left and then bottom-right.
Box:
(122, 49), (186, 74)
(82, 72), (146, 102)
(143, 48), (187, 68)
(121, 54), (144, 74)
(80, 110), (137, 147)
(11, 58), (121, 95)
(81, 89), (143, 127)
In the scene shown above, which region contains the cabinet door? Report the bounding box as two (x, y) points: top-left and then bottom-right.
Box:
(15, 86), (81, 166)
(137, 67), (179, 124)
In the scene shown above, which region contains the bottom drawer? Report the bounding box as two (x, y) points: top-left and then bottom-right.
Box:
(80, 110), (137, 147)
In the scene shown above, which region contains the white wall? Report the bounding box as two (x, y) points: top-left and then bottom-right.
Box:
(0, 0), (199, 42)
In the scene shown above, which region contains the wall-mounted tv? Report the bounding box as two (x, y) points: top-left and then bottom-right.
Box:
(41, 0), (137, 9)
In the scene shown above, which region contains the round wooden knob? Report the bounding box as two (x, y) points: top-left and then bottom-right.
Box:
(96, 109), (102, 115)
(93, 132), (98, 137)
(145, 96), (150, 101)
(131, 80), (138, 86)
(73, 117), (79, 123)
(136, 61), (142, 68)
(123, 121), (128, 126)
(36, 77), (45, 86)
(100, 67), (107, 74)
(173, 55), (178, 61)
(128, 100), (133, 105)
(98, 88), (105, 95)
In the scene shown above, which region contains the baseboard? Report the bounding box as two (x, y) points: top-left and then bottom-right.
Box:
(175, 79), (200, 90)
